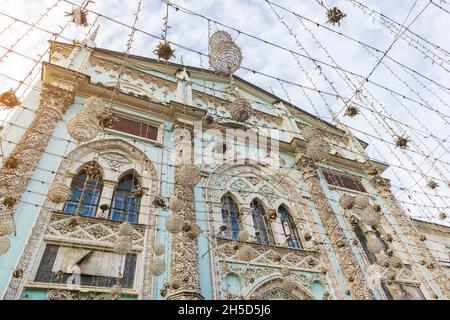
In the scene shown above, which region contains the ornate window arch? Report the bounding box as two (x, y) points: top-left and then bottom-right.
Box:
(278, 205), (302, 249)
(221, 193), (240, 240)
(63, 162), (103, 217)
(110, 170), (141, 223)
(251, 199), (274, 245)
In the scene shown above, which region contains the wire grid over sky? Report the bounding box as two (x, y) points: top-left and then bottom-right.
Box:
(0, 0), (449, 227)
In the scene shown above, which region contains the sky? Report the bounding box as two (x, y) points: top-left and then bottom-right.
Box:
(0, 0), (449, 225)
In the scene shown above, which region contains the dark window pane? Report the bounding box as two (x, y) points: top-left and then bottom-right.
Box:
(323, 171), (366, 192)
(221, 195), (240, 240)
(279, 206), (302, 249)
(110, 173), (140, 223)
(251, 200), (274, 245)
(111, 116), (158, 141)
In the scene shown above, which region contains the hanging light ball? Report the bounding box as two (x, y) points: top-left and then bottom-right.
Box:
(344, 105), (359, 117)
(209, 41), (242, 75)
(302, 127), (321, 143)
(238, 230), (249, 242)
(439, 212), (447, 220)
(47, 182), (71, 204)
(4, 156), (19, 169)
(3, 196), (17, 209)
(377, 255), (390, 268)
(419, 235), (427, 241)
(113, 235), (133, 255)
(82, 96), (105, 118)
(427, 180), (439, 190)
(154, 244), (165, 256)
(306, 138), (331, 162)
(238, 244), (254, 261)
(67, 113), (99, 142)
(176, 164), (201, 187)
(389, 256), (403, 269)
(0, 235), (11, 256)
(185, 222), (202, 240)
(65, 7), (89, 27)
(165, 214), (184, 234)
(367, 235), (384, 254)
(326, 7), (347, 26)
(170, 278), (183, 290)
(118, 222), (134, 237)
(208, 31), (233, 49)
(385, 269), (397, 281)
(154, 41), (175, 61)
(229, 98), (252, 122)
(339, 194), (355, 210)
(168, 196), (185, 213)
(152, 196), (166, 209)
(354, 194), (369, 209)
(0, 214), (15, 235)
(149, 259), (166, 276)
(0, 89), (21, 108)
(360, 206), (382, 227)
(395, 136), (409, 149)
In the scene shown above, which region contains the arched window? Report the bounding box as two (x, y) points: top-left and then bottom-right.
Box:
(110, 173), (140, 223)
(63, 169), (103, 217)
(221, 194), (240, 240)
(278, 206), (302, 248)
(251, 199), (274, 245)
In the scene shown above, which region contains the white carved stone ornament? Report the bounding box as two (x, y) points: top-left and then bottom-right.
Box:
(67, 113), (99, 142)
(354, 194), (369, 209)
(238, 244), (254, 261)
(0, 211), (15, 235)
(168, 196), (185, 213)
(0, 235), (11, 256)
(229, 98), (252, 123)
(389, 256), (403, 269)
(185, 222), (202, 240)
(360, 206), (381, 227)
(47, 182), (71, 204)
(238, 230), (249, 242)
(302, 127), (321, 143)
(280, 267), (291, 277)
(165, 214), (184, 234)
(117, 222), (134, 237)
(208, 30), (242, 75)
(149, 259), (166, 276)
(176, 164), (201, 187)
(377, 255), (389, 267)
(339, 194), (355, 209)
(367, 235), (384, 254)
(306, 138), (331, 162)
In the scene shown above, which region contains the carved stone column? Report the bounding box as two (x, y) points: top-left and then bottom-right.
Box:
(297, 155), (375, 300)
(367, 166), (449, 299)
(0, 84), (74, 239)
(166, 121), (203, 300)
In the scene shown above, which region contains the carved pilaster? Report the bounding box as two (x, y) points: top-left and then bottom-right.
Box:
(167, 121), (203, 300)
(372, 181), (449, 299)
(296, 155), (375, 300)
(0, 84), (74, 235)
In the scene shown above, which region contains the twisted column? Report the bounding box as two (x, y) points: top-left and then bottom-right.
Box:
(0, 84), (74, 240)
(369, 171), (449, 299)
(166, 122), (203, 300)
(297, 155), (375, 300)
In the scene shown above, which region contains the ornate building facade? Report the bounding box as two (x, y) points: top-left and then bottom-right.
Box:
(0, 33), (448, 300)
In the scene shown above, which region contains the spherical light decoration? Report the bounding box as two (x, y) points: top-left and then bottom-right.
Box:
(302, 127), (321, 143)
(176, 164), (201, 187)
(427, 180), (439, 190)
(209, 41), (242, 75)
(229, 98), (252, 122)
(154, 244), (165, 256)
(326, 7), (347, 26)
(47, 182), (71, 204)
(165, 214), (184, 234)
(360, 206), (382, 227)
(65, 7), (88, 27)
(367, 235), (384, 254)
(389, 256), (403, 269)
(385, 269), (397, 281)
(0, 214), (15, 235)
(168, 196), (185, 213)
(354, 194), (369, 209)
(281, 267), (291, 277)
(238, 244), (254, 261)
(149, 259), (166, 276)
(117, 222), (134, 237)
(439, 212), (447, 220)
(344, 105), (358, 117)
(83, 96), (106, 118)
(377, 255), (390, 268)
(67, 113), (99, 142)
(154, 41), (175, 61)
(0, 235), (11, 256)
(238, 230), (249, 242)
(170, 278), (183, 290)
(306, 138), (331, 162)
(0, 89), (21, 108)
(339, 194), (355, 209)
(208, 30), (233, 50)
(185, 222), (202, 240)
(395, 136), (409, 149)
(113, 235), (133, 255)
